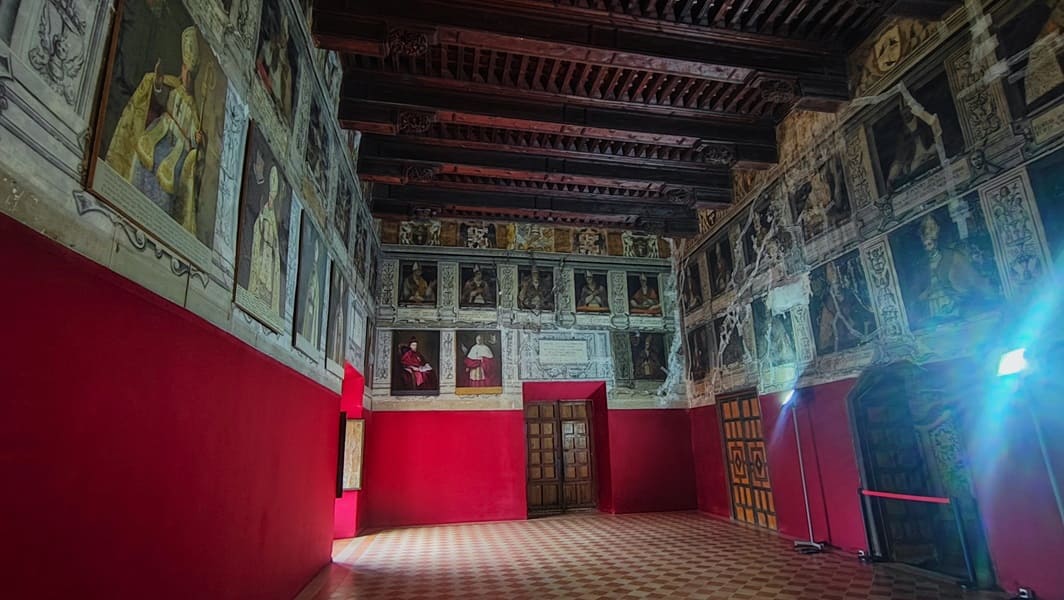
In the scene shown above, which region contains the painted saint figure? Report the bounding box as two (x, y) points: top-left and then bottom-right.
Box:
(917, 215), (994, 321)
(578, 272), (607, 311)
(399, 337), (435, 390)
(635, 335), (665, 380)
(461, 266), (492, 307)
(462, 334), (498, 388)
(106, 27), (206, 233)
(887, 102), (938, 192)
(1025, 0), (1064, 106)
(629, 274), (661, 315)
(300, 241), (322, 345)
(518, 267), (553, 311)
(250, 166), (284, 315)
(256, 6), (294, 120)
(401, 262), (436, 304)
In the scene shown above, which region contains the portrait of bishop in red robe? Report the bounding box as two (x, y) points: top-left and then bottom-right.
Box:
(456, 331), (503, 394)
(399, 337), (436, 391)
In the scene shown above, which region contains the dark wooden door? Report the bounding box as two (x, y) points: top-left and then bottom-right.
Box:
(560, 402), (595, 509)
(525, 401), (595, 515)
(719, 393), (778, 531)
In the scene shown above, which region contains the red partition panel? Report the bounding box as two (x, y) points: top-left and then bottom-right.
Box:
(609, 409), (698, 514)
(690, 404), (730, 517)
(0, 215), (337, 600)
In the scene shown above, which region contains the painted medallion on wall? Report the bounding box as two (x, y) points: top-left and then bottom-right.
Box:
(622, 232), (660, 258)
(870, 71), (964, 195)
(255, 0), (300, 126)
(459, 222), (497, 249)
(809, 250), (878, 355)
(996, 1), (1064, 118)
(235, 125), (294, 332)
(459, 264), (497, 309)
(398, 261), (438, 307)
(89, 0), (231, 271)
(627, 273), (662, 316)
(686, 325), (712, 381)
(512, 224), (555, 252)
(888, 195), (1003, 331)
(399, 220), (441, 246)
(294, 213), (328, 358)
(456, 330), (503, 394)
(575, 270), (610, 313)
(682, 261), (704, 311)
(790, 154), (852, 242)
(325, 263), (349, 372)
(574, 228), (606, 255)
(714, 315), (745, 368)
(752, 298), (797, 368)
(630, 332), (668, 381)
(391, 330), (440, 395)
(303, 96), (333, 210)
(706, 235), (734, 298)
(517, 266), (555, 311)
(333, 173), (353, 250)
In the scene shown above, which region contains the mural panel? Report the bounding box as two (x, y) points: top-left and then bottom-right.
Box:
(809, 251), (878, 356)
(235, 125), (293, 332)
(706, 234), (734, 298)
(888, 195), (1003, 331)
(573, 228), (607, 255)
(630, 332), (668, 381)
(714, 314), (746, 368)
(790, 153), (852, 243)
(682, 260), (704, 310)
(686, 325), (711, 381)
(517, 266), (555, 311)
(575, 270), (610, 313)
(398, 260), (438, 307)
(325, 262), (348, 370)
(459, 264), (497, 309)
(455, 330), (503, 394)
(255, 0), (300, 127)
(302, 95), (333, 217)
(752, 298), (797, 368)
(996, 1), (1064, 119)
(627, 273), (662, 316)
(89, 0), (231, 271)
(1027, 148), (1064, 269)
(294, 213), (328, 357)
(391, 330), (440, 396)
(459, 222), (497, 249)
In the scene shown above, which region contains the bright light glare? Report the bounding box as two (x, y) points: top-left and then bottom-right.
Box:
(782, 389), (796, 405)
(997, 348), (1028, 377)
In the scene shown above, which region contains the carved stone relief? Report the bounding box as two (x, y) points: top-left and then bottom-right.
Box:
(439, 329), (456, 390)
(860, 237), (909, 339)
(438, 261), (458, 318)
(946, 44), (1009, 147)
(373, 329), (393, 385)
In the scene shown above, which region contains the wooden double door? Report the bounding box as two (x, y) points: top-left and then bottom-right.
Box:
(719, 393), (778, 530)
(525, 401), (596, 515)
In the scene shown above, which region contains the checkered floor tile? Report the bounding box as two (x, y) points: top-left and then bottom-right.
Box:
(298, 512), (1004, 600)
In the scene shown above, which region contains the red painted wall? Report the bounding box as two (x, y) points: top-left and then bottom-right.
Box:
(333, 366), (366, 539)
(609, 409), (698, 513)
(360, 410), (527, 528)
(0, 215), (337, 599)
(759, 382), (864, 553)
(690, 405), (730, 517)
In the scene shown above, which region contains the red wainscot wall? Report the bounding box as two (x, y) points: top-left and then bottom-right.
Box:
(689, 404), (730, 518)
(608, 408), (698, 514)
(333, 365), (366, 539)
(0, 214), (338, 600)
(759, 381), (865, 553)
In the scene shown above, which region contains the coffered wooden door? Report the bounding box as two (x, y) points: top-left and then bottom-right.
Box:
(719, 392), (777, 531)
(525, 401), (595, 515)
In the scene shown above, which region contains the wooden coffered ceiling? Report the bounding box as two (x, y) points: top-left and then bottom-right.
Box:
(313, 0), (958, 236)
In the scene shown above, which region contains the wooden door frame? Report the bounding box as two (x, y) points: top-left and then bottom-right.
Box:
(559, 399), (597, 510)
(523, 397), (600, 515)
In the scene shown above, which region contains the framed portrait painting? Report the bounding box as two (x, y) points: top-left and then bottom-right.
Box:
(627, 273), (662, 316)
(88, 0), (232, 272)
(459, 264), (497, 309)
(325, 261), (349, 374)
(234, 124), (294, 332)
(575, 270), (610, 313)
(398, 261), (438, 307)
(391, 330), (440, 396)
(630, 332), (668, 381)
(255, 0), (301, 127)
(294, 212), (329, 358)
(337, 416), (364, 493)
(455, 330), (503, 395)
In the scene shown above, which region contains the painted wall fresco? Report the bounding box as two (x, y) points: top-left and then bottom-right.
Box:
(680, 1), (1064, 403)
(0, 0), (379, 393)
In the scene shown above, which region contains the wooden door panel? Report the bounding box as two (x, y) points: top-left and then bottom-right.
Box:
(526, 402), (563, 514)
(720, 393), (777, 531)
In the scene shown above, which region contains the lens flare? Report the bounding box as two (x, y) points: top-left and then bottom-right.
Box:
(996, 348), (1028, 377)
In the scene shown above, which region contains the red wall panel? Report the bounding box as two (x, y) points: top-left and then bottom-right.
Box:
(360, 411), (527, 528)
(760, 391), (828, 543)
(609, 409), (698, 514)
(334, 366), (366, 539)
(690, 405), (730, 517)
(0, 215), (337, 600)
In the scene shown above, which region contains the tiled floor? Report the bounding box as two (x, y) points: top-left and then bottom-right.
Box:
(297, 512), (1005, 600)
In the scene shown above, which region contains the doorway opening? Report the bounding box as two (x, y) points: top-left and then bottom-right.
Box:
(718, 390), (778, 531)
(849, 360), (995, 587)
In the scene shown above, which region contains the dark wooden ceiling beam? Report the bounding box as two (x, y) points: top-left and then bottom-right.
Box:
(882, 0), (960, 20)
(360, 137), (733, 189)
(339, 79), (779, 164)
(371, 185), (702, 235)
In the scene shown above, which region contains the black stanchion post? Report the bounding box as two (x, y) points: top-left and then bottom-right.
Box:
(949, 497), (976, 586)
